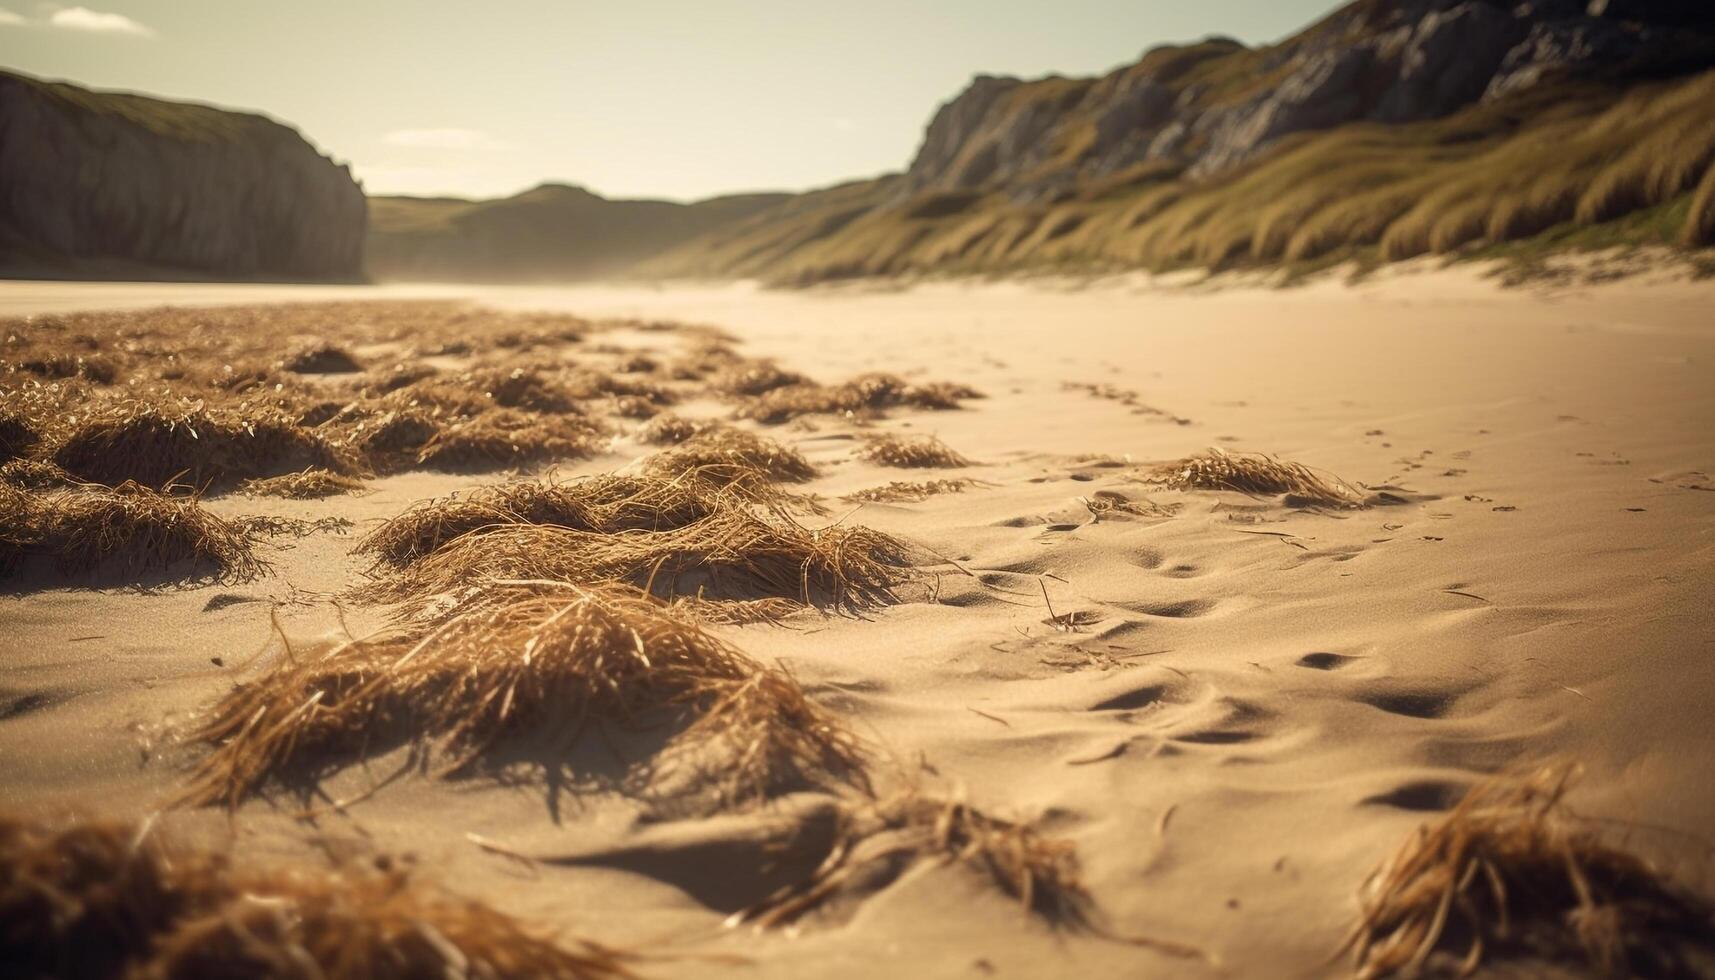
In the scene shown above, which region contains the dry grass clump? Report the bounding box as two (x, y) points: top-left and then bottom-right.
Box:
(239, 468), (367, 499)
(1084, 489), (1181, 521)
(179, 582), (869, 810)
(641, 428), (819, 490)
(360, 491), (914, 615)
(844, 479), (978, 503)
(0, 458), (74, 490)
(15, 352), (117, 384)
(0, 481), (262, 583)
(712, 361), (807, 397)
(49, 402), (346, 490)
(635, 413), (725, 445)
(357, 476), (722, 570)
(857, 433), (973, 469)
(734, 789), (1088, 929)
(1345, 766), (1715, 978)
(466, 365), (580, 414)
(0, 812), (634, 979)
(1152, 448), (1368, 508)
(414, 409), (604, 472)
(281, 343), (363, 374)
(0, 412), (40, 460)
(737, 372), (982, 424)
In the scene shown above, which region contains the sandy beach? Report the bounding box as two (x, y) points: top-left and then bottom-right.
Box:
(3, 267), (1713, 977)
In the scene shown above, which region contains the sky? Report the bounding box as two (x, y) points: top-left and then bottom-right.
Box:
(0, 1), (1337, 202)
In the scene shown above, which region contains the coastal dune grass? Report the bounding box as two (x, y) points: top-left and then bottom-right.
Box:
(653, 70), (1715, 283)
(178, 582), (869, 810)
(857, 433), (973, 469)
(0, 481), (262, 583)
(0, 812), (634, 979)
(733, 789), (1089, 930)
(1345, 765), (1715, 978)
(1152, 448), (1369, 508)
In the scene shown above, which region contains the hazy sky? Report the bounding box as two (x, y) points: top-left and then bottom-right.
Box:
(1, 1), (1336, 201)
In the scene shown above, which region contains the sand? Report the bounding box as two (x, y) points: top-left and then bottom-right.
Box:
(2, 266), (1713, 977)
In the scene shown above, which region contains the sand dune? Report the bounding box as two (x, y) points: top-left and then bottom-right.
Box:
(2, 267), (1713, 977)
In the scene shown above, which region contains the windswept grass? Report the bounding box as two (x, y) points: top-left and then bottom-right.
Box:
(844, 478), (978, 503)
(641, 428), (819, 503)
(1152, 448), (1368, 508)
(733, 789), (1089, 929)
(0, 481), (262, 584)
(357, 476), (721, 569)
(361, 509), (914, 615)
(737, 372), (981, 424)
(857, 433), (973, 469)
(0, 812), (635, 979)
(649, 71), (1715, 283)
(48, 402), (346, 490)
(178, 582), (869, 810)
(1344, 765), (1715, 978)
(239, 467), (366, 498)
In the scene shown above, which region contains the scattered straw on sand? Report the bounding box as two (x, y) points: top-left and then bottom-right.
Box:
(857, 433), (973, 469)
(239, 467), (367, 498)
(281, 343), (363, 374)
(0, 481), (262, 583)
(1152, 448), (1369, 508)
(640, 428), (819, 500)
(179, 582), (869, 810)
(0, 812), (635, 979)
(413, 409), (604, 472)
(1344, 765), (1715, 978)
(736, 372), (981, 424)
(635, 413), (724, 445)
(843, 479), (978, 503)
(1084, 489), (1181, 521)
(360, 508), (914, 615)
(357, 476), (721, 570)
(49, 402), (347, 490)
(733, 789), (1088, 929)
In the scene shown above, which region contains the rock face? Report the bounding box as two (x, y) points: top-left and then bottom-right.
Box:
(0, 70), (366, 281)
(899, 0), (1715, 198)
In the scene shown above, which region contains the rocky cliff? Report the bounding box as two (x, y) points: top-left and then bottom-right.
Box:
(651, 0), (1715, 282)
(366, 184), (790, 282)
(0, 70), (366, 281)
(901, 0), (1715, 199)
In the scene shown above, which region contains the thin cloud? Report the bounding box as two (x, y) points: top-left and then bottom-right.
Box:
(47, 6), (156, 37)
(0, 8), (26, 26)
(382, 128), (513, 151)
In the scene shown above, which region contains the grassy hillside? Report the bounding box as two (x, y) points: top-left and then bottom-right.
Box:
(365, 184), (790, 282)
(648, 69), (1715, 284)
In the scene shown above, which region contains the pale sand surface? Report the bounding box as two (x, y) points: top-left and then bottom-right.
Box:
(2, 268), (1713, 977)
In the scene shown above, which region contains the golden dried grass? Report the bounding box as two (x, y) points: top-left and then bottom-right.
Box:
(733, 789), (1088, 929)
(635, 413), (723, 445)
(357, 476), (721, 569)
(413, 409), (604, 472)
(857, 433), (973, 469)
(0, 812), (635, 979)
(0, 481), (262, 584)
(1152, 448), (1368, 508)
(281, 342), (363, 374)
(360, 506), (913, 615)
(239, 467), (367, 499)
(1344, 765), (1715, 978)
(641, 427), (818, 489)
(737, 372), (981, 424)
(843, 479), (977, 503)
(179, 582), (869, 810)
(49, 402), (346, 490)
